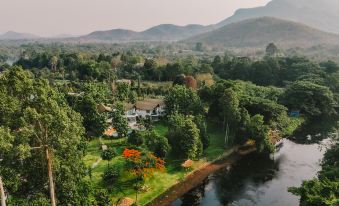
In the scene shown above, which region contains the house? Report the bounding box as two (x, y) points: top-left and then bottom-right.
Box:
(122, 99), (165, 125)
(103, 99), (165, 136)
(135, 99), (165, 121)
(120, 99), (165, 126)
(123, 103), (138, 127)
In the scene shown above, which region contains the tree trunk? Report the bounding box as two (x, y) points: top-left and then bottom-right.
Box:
(224, 122), (229, 146)
(0, 176), (6, 206)
(46, 148), (57, 206)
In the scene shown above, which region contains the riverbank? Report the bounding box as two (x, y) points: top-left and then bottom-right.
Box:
(146, 146), (256, 206)
(171, 138), (331, 206)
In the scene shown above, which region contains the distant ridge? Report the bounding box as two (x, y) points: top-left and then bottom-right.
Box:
(186, 17), (339, 48)
(80, 24), (215, 42)
(217, 0), (339, 34)
(0, 31), (39, 40)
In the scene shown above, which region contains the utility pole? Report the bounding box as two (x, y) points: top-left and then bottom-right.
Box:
(0, 176), (6, 206)
(46, 148), (56, 206)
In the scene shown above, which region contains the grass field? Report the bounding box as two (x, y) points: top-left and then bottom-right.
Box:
(83, 121), (227, 205)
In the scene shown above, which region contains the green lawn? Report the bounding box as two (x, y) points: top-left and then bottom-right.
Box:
(83, 121), (228, 205)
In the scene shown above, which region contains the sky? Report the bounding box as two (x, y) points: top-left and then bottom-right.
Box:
(0, 0), (271, 37)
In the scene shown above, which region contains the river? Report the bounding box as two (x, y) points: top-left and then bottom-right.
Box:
(171, 138), (331, 206)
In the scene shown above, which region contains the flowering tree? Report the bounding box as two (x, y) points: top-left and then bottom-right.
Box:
(122, 148), (165, 179)
(122, 148), (165, 203)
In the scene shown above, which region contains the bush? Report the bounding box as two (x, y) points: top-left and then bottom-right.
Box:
(101, 148), (117, 162)
(144, 130), (171, 158)
(94, 189), (111, 206)
(102, 166), (120, 185)
(127, 130), (144, 146)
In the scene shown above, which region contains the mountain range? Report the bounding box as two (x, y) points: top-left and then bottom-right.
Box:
(2, 0), (339, 48)
(81, 24), (214, 42)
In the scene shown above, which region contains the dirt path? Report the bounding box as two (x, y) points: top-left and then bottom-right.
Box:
(91, 158), (102, 169)
(146, 146), (256, 206)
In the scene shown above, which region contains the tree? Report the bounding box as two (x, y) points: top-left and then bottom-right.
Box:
(283, 81), (337, 118)
(110, 103), (129, 137)
(0, 67), (92, 205)
(320, 60), (339, 74)
(116, 82), (130, 101)
(0, 127), (11, 206)
(144, 130), (171, 158)
(219, 89), (241, 145)
(184, 76), (198, 89)
(289, 143), (339, 206)
(101, 148), (116, 167)
(127, 130), (144, 147)
(49, 56), (58, 72)
(73, 94), (107, 137)
(265, 43), (279, 57)
(248, 115), (273, 153)
(195, 42), (203, 52)
(167, 114), (202, 159)
(94, 189), (111, 206)
(128, 91), (137, 104)
(173, 74), (186, 86)
(122, 148), (165, 179)
(194, 115), (210, 149)
(78, 61), (100, 80)
(251, 61), (276, 86)
(0, 176), (5, 206)
(122, 148), (165, 203)
(102, 166), (120, 185)
(165, 85), (203, 116)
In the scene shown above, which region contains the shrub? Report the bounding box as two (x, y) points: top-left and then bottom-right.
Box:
(127, 130), (144, 146)
(101, 148), (117, 162)
(94, 189), (111, 206)
(144, 130), (171, 158)
(102, 166), (120, 185)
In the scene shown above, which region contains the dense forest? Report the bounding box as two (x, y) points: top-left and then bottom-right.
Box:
(0, 43), (338, 205)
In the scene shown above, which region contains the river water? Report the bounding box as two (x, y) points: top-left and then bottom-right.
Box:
(171, 139), (330, 206)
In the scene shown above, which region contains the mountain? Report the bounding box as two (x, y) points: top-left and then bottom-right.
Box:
(187, 17), (339, 48)
(83, 29), (138, 41)
(0, 31), (39, 40)
(81, 24), (214, 42)
(217, 0), (339, 34)
(138, 24), (213, 41)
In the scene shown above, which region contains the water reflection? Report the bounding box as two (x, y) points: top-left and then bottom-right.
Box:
(171, 139), (328, 206)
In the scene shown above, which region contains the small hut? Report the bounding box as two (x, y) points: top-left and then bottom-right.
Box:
(181, 159), (193, 170)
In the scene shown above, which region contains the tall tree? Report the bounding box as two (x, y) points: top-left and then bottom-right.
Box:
(165, 85), (203, 116)
(0, 67), (92, 205)
(73, 94), (107, 137)
(219, 89), (241, 145)
(167, 113), (202, 159)
(110, 103), (129, 138)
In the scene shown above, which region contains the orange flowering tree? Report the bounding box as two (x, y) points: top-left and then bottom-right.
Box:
(122, 148), (165, 179)
(122, 148), (165, 203)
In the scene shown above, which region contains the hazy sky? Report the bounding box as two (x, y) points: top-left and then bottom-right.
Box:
(0, 0), (270, 37)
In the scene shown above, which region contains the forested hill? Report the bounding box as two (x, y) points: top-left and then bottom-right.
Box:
(81, 24), (214, 42)
(217, 0), (339, 34)
(186, 17), (339, 48)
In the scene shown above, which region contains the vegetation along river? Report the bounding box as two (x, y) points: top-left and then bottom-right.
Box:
(171, 138), (331, 206)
